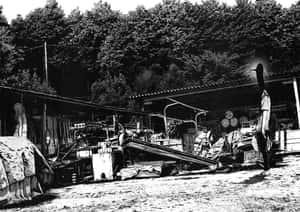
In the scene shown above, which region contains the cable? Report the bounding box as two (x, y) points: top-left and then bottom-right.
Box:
(19, 43), (102, 53)
(21, 45), (44, 52)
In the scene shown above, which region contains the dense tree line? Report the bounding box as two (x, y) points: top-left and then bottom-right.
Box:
(0, 0), (300, 106)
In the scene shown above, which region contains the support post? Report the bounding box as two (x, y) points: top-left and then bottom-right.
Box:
(163, 102), (177, 138)
(91, 111), (95, 121)
(42, 103), (47, 155)
(42, 41), (48, 155)
(20, 94), (24, 104)
(195, 112), (203, 132)
(293, 77), (300, 128)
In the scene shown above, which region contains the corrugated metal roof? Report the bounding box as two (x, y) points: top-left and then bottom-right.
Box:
(0, 85), (146, 115)
(130, 70), (300, 100)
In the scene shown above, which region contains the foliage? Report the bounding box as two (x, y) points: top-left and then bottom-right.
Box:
(0, 70), (56, 94)
(9, 0), (69, 90)
(0, 7), (19, 77)
(0, 6), (7, 26)
(57, 1), (121, 73)
(91, 73), (132, 106)
(0, 6), (56, 94)
(181, 50), (241, 84)
(0, 0), (300, 105)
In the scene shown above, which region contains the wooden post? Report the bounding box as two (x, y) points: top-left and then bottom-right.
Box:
(20, 94), (24, 104)
(91, 111), (95, 121)
(163, 112), (168, 138)
(42, 41), (48, 155)
(42, 104), (47, 155)
(113, 114), (117, 135)
(293, 77), (300, 128)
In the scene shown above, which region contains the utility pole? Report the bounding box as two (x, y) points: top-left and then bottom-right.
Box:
(44, 41), (48, 82)
(42, 41), (48, 156)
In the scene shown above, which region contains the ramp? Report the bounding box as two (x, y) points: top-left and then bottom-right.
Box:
(125, 138), (217, 166)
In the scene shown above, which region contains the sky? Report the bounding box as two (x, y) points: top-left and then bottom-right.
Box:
(1, 0), (298, 22)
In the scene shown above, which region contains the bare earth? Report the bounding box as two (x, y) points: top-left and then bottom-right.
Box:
(6, 155), (300, 212)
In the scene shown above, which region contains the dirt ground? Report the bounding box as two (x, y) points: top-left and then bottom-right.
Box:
(5, 155), (300, 212)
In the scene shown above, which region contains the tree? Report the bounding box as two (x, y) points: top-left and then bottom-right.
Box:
(2, 70), (56, 94)
(0, 7), (22, 83)
(10, 0), (68, 46)
(97, 0), (202, 92)
(53, 1), (122, 98)
(0, 23), (16, 78)
(279, 1), (300, 69)
(3, 0), (300, 105)
(181, 50), (241, 85)
(0, 6), (7, 26)
(91, 73), (132, 106)
(59, 1), (121, 73)
(0, 6), (56, 93)
(10, 0), (68, 91)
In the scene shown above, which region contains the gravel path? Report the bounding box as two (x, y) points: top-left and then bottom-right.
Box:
(5, 155), (300, 212)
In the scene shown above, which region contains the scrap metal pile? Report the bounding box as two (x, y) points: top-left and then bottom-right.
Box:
(48, 121), (111, 186)
(48, 114), (282, 185)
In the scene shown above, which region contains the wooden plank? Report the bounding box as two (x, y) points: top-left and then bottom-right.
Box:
(125, 138), (217, 166)
(293, 77), (300, 128)
(287, 129), (300, 139)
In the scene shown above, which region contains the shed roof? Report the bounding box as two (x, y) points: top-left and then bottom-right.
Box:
(0, 85), (146, 115)
(130, 70), (300, 101)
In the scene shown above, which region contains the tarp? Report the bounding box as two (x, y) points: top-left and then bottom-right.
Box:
(0, 137), (52, 206)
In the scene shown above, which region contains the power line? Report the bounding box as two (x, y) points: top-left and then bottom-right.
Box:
(20, 43), (102, 53)
(21, 45), (44, 52)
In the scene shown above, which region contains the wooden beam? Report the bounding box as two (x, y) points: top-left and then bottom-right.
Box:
(293, 77), (300, 128)
(125, 138), (217, 166)
(167, 98), (208, 113)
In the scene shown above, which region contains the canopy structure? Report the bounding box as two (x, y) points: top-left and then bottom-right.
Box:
(131, 70), (300, 125)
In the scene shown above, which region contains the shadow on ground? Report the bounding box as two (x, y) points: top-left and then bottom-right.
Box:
(1, 193), (58, 210)
(238, 173), (266, 185)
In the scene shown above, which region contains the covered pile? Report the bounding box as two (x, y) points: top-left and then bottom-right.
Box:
(0, 137), (52, 206)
